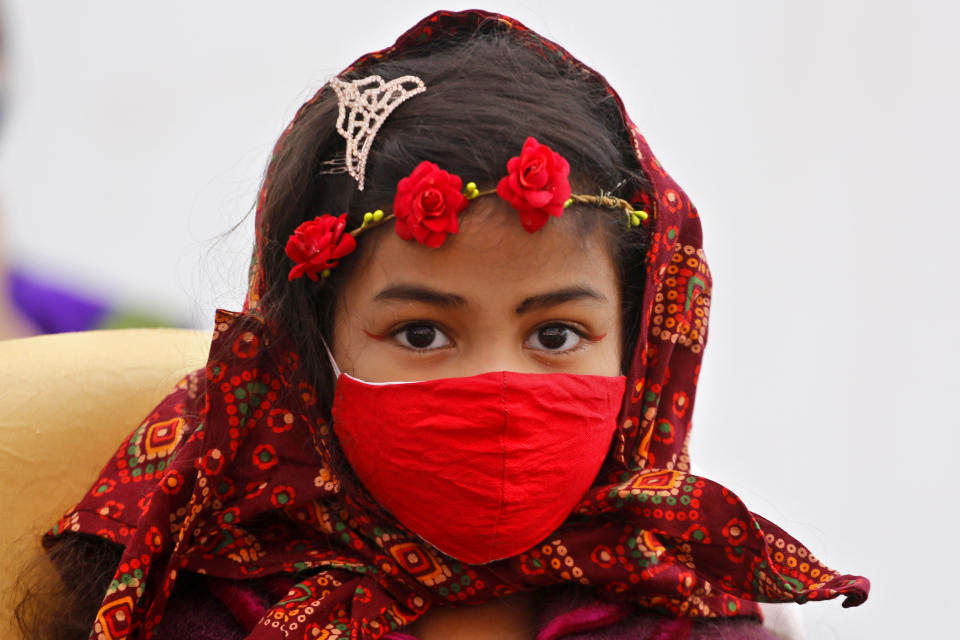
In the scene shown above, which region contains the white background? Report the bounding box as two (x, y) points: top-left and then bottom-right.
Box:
(2, 1), (957, 637)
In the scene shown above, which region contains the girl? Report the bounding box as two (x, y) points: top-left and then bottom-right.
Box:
(23, 9), (868, 640)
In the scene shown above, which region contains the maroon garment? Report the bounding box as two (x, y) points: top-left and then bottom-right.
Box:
(45, 9), (867, 640)
(152, 577), (777, 640)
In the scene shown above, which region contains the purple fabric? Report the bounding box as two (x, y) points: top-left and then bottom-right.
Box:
(152, 576), (247, 640)
(536, 600), (629, 640)
(558, 613), (777, 640)
(648, 618), (694, 640)
(532, 589), (776, 640)
(377, 586), (778, 640)
(159, 578), (777, 640)
(207, 577), (272, 633)
(8, 268), (108, 333)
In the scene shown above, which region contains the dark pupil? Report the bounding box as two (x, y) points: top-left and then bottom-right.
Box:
(406, 325), (436, 349)
(538, 326), (568, 350)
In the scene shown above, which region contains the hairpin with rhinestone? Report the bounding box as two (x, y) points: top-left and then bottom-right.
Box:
(328, 74), (426, 191)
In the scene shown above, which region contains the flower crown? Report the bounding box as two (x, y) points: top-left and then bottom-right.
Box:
(285, 74), (648, 282)
(286, 136), (649, 282)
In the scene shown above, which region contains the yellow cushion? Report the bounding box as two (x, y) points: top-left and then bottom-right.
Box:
(0, 328), (210, 634)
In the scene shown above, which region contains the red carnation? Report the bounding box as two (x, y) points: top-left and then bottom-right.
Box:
(496, 137), (571, 232)
(393, 161), (468, 248)
(285, 213), (357, 281)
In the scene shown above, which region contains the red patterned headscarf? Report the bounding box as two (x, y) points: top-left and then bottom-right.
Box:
(47, 10), (868, 640)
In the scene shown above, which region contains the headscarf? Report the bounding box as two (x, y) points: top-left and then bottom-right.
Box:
(47, 10), (869, 640)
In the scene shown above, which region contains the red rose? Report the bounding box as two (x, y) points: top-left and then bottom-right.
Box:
(285, 213), (357, 281)
(393, 161), (468, 248)
(496, 137), (571, 232)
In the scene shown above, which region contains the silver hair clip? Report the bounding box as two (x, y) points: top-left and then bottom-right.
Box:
(318, 153), (348, 176)
(329, 74), (427, 191)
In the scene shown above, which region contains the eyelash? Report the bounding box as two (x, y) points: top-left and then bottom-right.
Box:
(388, 322), (453, 352)
(383, 321), (600, 355)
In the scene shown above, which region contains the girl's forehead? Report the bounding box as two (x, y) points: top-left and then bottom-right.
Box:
(345, 203), (619, 307)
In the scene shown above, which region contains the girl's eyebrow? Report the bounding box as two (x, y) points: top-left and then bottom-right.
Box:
(372, 284), (467, 307)
(515, 285), (607, 315)
(372, 283), (607, 313)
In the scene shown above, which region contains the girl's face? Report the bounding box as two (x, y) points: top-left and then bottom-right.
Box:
(332, 200), (622, 382)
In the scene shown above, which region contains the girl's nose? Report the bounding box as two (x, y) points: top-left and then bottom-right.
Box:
(456, 341), (539, 377)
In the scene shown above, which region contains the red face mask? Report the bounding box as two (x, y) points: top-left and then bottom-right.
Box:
(331, 370), (626, 565)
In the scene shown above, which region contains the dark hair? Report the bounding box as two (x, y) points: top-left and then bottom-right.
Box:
(13, 534), (123, 640)
(256, 26), (652, 415)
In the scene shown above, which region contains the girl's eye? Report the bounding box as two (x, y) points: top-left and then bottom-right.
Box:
(393, 323), (451, 351)
(524, 324), (584, 353)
